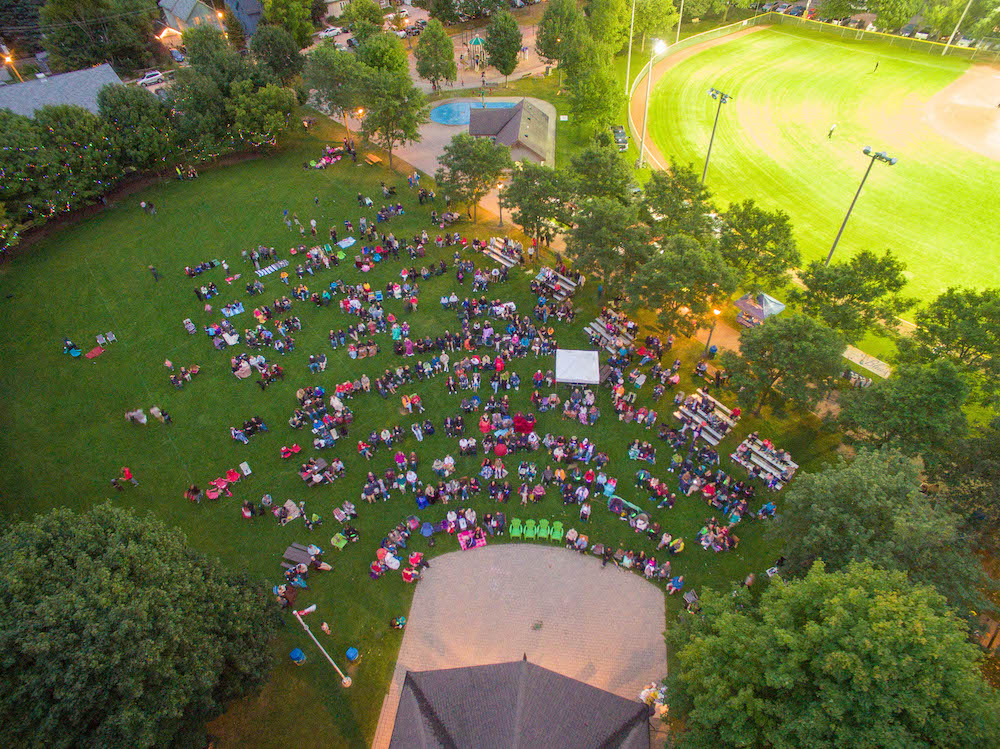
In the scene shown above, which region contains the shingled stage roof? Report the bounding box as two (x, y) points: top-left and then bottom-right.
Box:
(0, 63), (123, 118)
(388, 658), (651, 748)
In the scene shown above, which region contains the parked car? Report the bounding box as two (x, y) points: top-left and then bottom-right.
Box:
(346, 37), (360, 49)
(169, 49), (185, 63)
(138, 70), (164, 87)
(775, 3), (792, 12)
(761, 2), (777, 10)
(914, 28), (930, 40)
(610, 125), (629, 152)
(899, 23), (917, 37)
(787, 5), (805, 16)
(805, 7), (817, 18)
(406, 26), (422, 36)
(319, 26), (342, 39)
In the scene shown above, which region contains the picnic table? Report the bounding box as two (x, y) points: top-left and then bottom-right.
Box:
(364, 154), (382, 166)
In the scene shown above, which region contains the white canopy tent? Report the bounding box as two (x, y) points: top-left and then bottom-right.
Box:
(555, 349), (600, 386)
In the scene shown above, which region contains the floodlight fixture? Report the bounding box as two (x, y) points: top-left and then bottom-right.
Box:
(827, 146), (898, 265)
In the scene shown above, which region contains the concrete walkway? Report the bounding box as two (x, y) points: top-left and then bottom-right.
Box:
(371, 543), (668, 748)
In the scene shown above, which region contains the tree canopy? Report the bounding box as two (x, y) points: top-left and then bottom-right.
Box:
(499, 162), (568, 243)
(358, 69), (429, 168)
(262, 0), (313, 48)
(625, 236), (738, 338)
(357, 31), (409, 75)
(936, 417), (1000, 554)
(896, 287), (1000, 403)
(226, 80), (297, 148)
(536, 0), (583, 64)
(306, 45), (365, 128)
(251, 24), (305, 83)
(414, 19), (457, 90)
(341, 0), (386, 40)
(97, 84), (174, 169)
(435, 133), (513, 221)
(791, 249), (914, 344)
(568, 142), (633, 204)
(641, 165), (715, 239)
(775, 448), (986, 615)
(718, 198), (800, 292)
(667, 561), (1000, 748)
(39, 0), (159, 72)
(838, 359), (968, 460)
(719, 313), (843, 414)
(565, 198), (651, 294)
(484, 10), (523, 83)
(0, 504), (277, 748)
(584, 0), (630, 53)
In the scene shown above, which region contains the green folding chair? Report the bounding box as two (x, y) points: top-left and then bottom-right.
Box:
(536, 518), (550, 540)
(549, 521), (564, 543)
(509, 518), (523, 538)
(523, 519), (537, 540)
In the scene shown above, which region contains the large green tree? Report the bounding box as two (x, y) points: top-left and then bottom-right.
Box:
(262, 0), (313, 47)
(435, 133), (513, 221)
(34, 105), (120, 208)
(641, 164), (715, 239)
(719, 313), (843, 414)
(566, 47), (625, 129)
(633, 0), (678, 50)
(499, 162), (569, 244)
(925, 0), (1000, 37)
(937, 418), (1000, 554)
(626, 236), (737, 337)
(358, 69), (429, 168)
(414, 19), (457, 90)
(718, 198), (799, 292)
(776, 448), (986, 615)
(226, 79), (297, 148)
(0, 0), (46, 54)
(39, 0), (159, 72)
(838, 360), (968, 460)
(484, 10), (522, 84)
(357, 31), (409, 75)
(897, 287), (1000, 403)
(668, 561), (1000, 748)
(0, 109), (53, 226)
(223, 8), (247, 49)
(565, 198), (651, 294)
(97, 84), (174, 169)
(305, 45), (364, 130)
(791, 249), (914, 344)
(340, 0), (385, 40)
(428, 0), (461, 23)
(584, 0), (630, 53)
(0, 505), (277, 748)
(251, 24), (305, 83)
(535, 0), (582, 64)
(568, 142), (633, 204)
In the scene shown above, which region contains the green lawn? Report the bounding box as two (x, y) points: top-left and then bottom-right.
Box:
(0, 119), (839, 747)
(645, 26), (1000, 301)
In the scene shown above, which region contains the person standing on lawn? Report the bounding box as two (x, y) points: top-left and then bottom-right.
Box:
(120, 466), (138, 486)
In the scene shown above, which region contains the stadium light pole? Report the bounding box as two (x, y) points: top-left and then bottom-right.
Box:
(942, 0), (974, 56)
(638, 39), (668, 169)
(625, 0), (637, 96)
(701, 87), (732, 186)
(676, 0), (684, 44)
(826, 146), (897, 266)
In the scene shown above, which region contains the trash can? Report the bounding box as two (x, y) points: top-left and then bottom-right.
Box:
(290, 648), (307, 666)
(708, 345), (718, 359)
(346, 647), (360, 662)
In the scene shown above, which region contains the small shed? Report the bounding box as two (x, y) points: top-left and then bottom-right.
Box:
(734, 293), (786, 328)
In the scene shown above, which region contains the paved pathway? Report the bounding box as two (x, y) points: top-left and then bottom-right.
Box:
(371, 543), (668, 748)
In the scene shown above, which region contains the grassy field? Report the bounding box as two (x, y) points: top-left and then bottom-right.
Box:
(645, 26), (1000, 301)
(0, 118), (840, 747)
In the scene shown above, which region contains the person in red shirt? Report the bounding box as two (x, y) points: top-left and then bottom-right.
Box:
(409, 551), (429, 570)
(401, 567), (418, 583)
(120, 466), (138, 486)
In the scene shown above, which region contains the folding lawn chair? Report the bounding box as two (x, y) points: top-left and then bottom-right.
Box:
(549, 521), (564, 543)
(536, 519), (550, 540)
(331, 533), (348, 550)
(508, 518), (523, 538)
(239, 461), (252, 476)
(96, 334), (107, 346)
(105, 331), (116, 343)
(523, 519), (537, 540)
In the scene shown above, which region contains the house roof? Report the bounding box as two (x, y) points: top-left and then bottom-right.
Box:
(469, 99), (553, 163)
(159, 0), (201, 21)
(388, 658), (650, 749)
(0, 64), (123, 118)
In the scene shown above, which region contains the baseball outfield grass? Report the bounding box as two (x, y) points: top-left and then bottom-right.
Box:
(646, 26), (1000, 302)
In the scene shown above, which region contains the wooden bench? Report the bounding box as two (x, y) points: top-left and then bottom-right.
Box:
(585, 323), (620, 355)
(481, 245), (517, 268)
(283, 542), (313, 566)
(599, 365), (613, 383)
(364, 154), (382, 166)
(746, 436), (799, 471)
(673, 408), (722, 446)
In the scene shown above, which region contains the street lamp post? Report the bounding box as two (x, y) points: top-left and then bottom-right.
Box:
(497, 182), (504, 227)
(703, 308), (722, 357)
(638, 39), (668, 169)
(625, 0), (637, 96)
(701, 87), (732, 186)
(826, 146), (897, 265)
(676, 0), (685, 44)
(2, 46), (24, 83)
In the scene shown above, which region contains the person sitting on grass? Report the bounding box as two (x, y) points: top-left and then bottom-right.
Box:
(666, 575), (684, 594)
